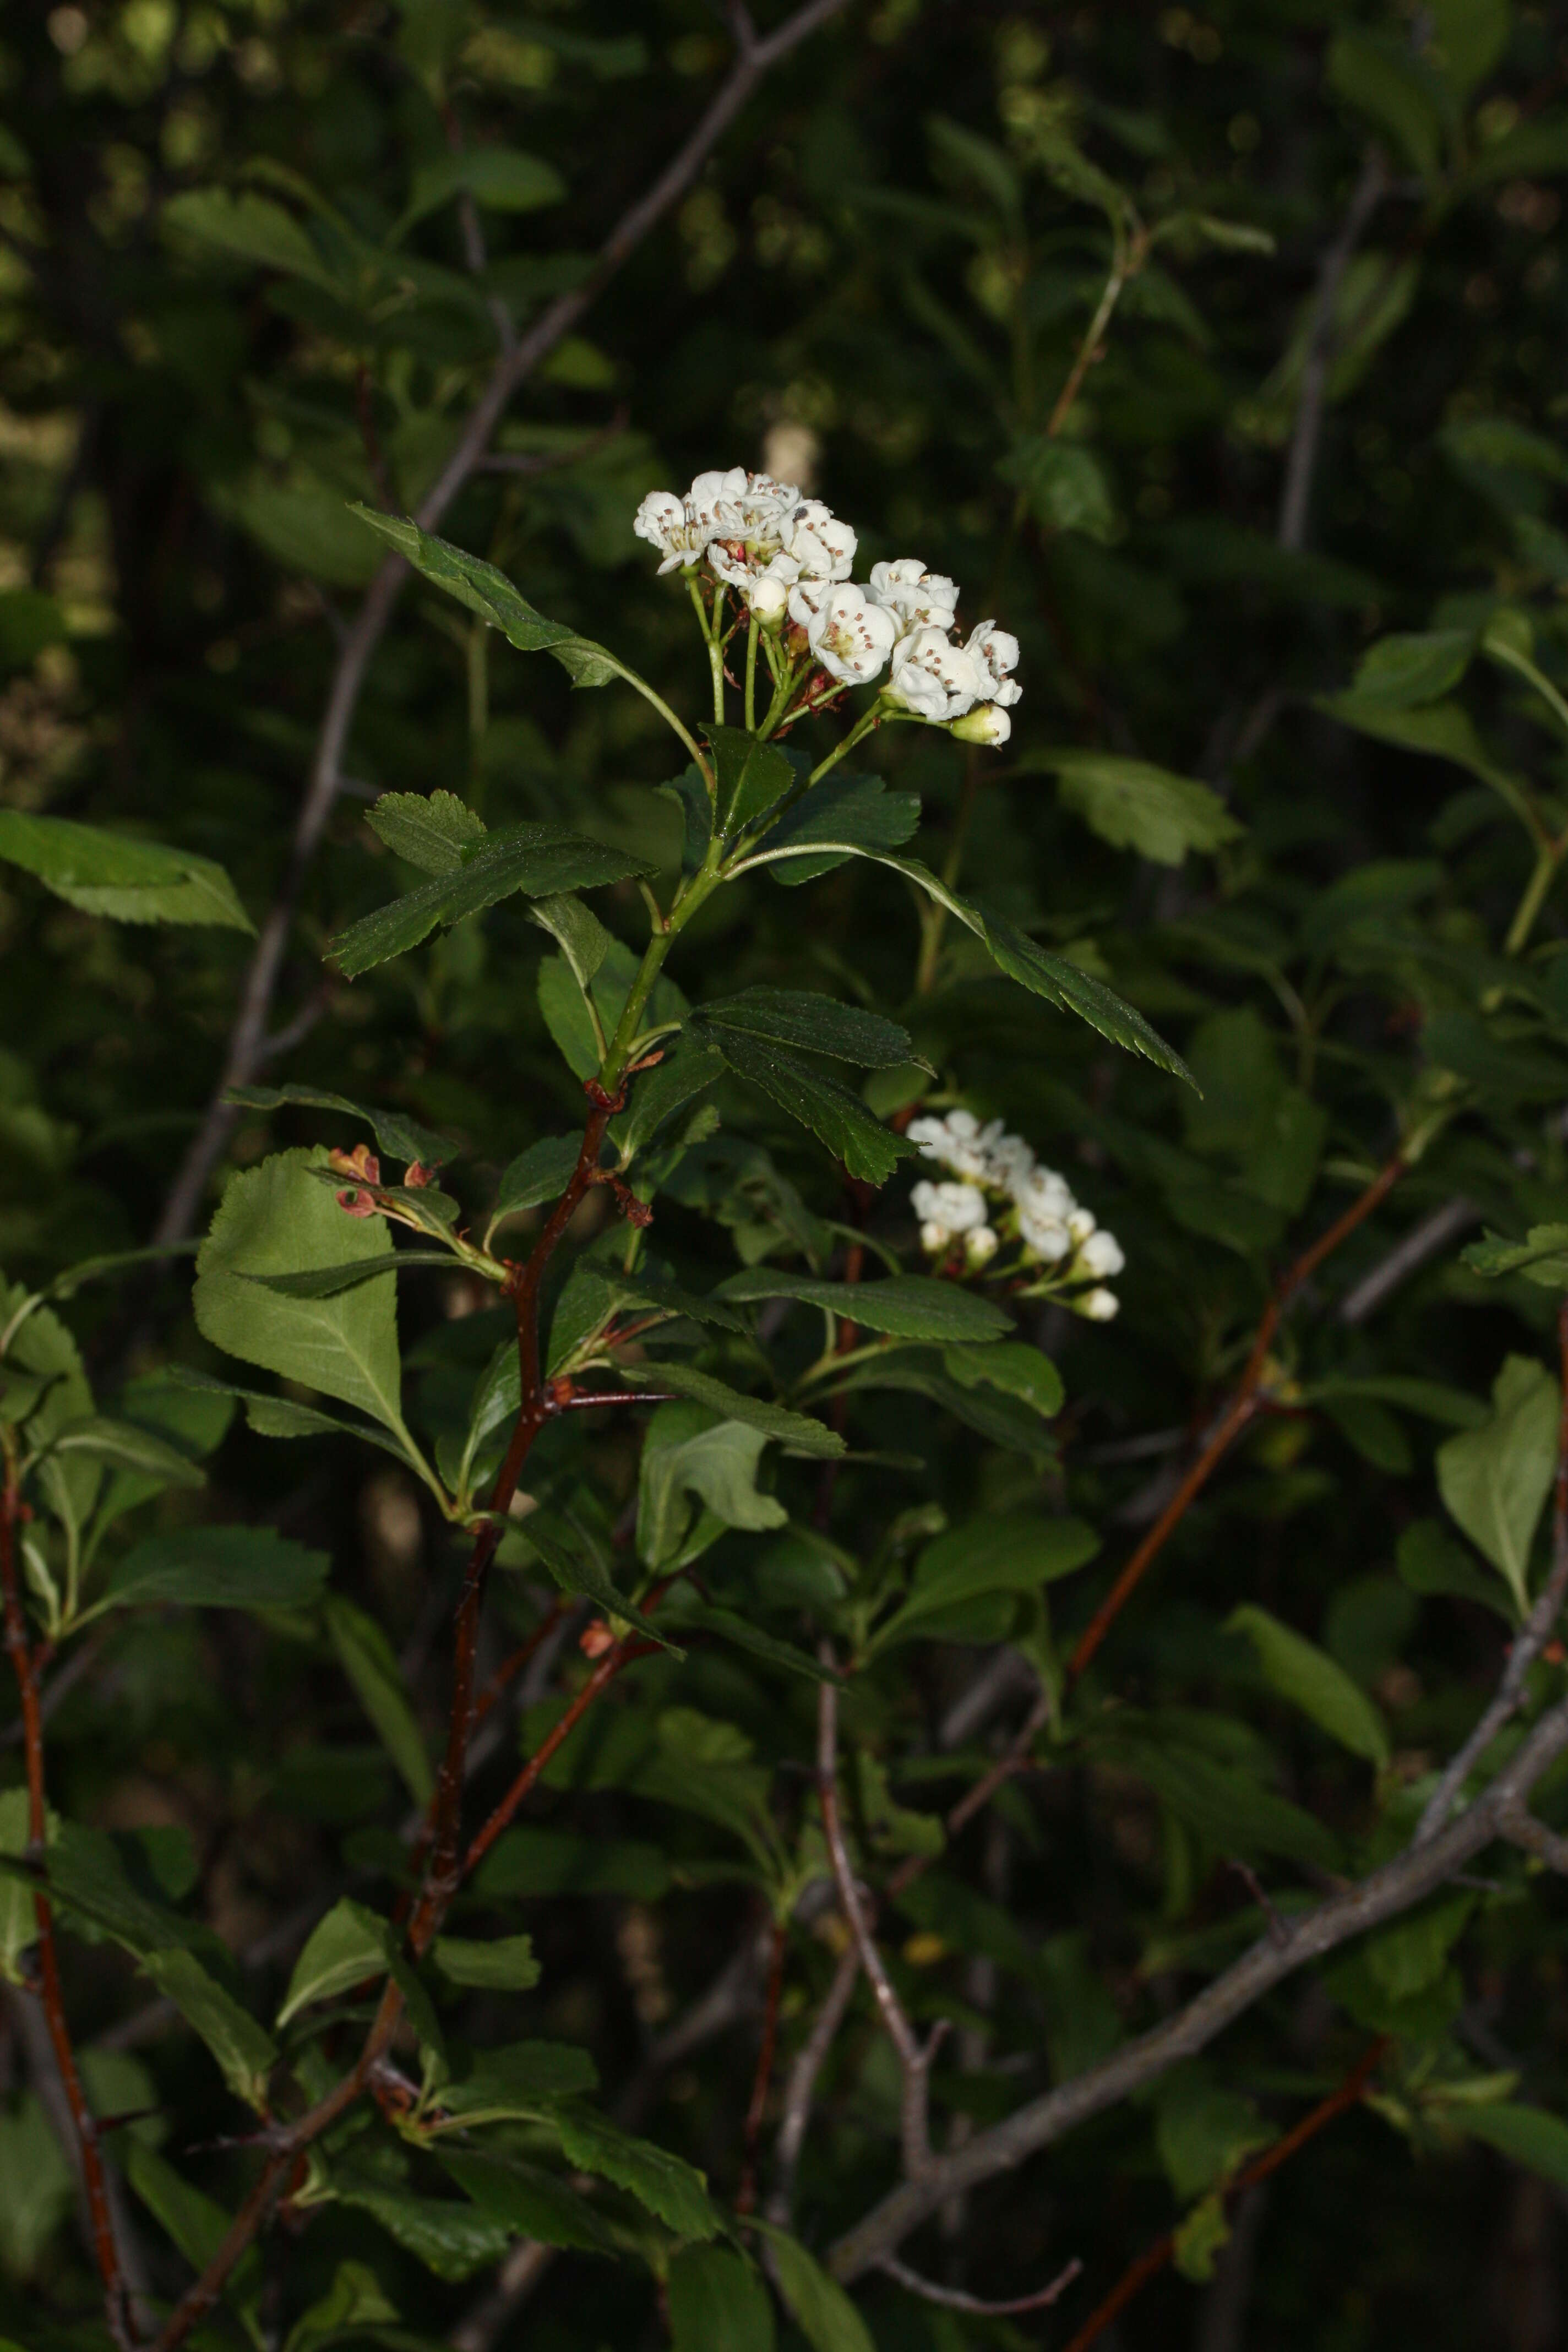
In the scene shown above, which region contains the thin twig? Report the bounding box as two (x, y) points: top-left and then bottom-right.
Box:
(737, 1918), (787, 2214)
(1276, 148), (1387, 551)
(826, 1694), (1568, 2279)
(153, 0), (854, 1248)
(880, 2253), (1082, 2316)
(1055, 2040), (1387, 2352)
(1066, 1155), (1404, 1686)
(1337, 1195), (1480, 1326)
(766, 1940), (861, 2229)
(1417, 1298), (1568, 1844)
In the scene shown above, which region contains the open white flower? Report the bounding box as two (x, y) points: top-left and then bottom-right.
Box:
(907, 1109), (989, 1182)
(633, 490), (712, 574)
(1017, 1206), (1072, 1262)
(965, 620), (1022, 707)
(867, 559), (960, 633)
(777, 498), (856, 581)
(687, 467), (751, 536)
(801, 582), (896, 686)
(884, 624), (983, 722)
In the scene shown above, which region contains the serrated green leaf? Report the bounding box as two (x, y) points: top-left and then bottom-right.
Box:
(970, 898), (1196, 1085)
(194, 1148), (405, 1433)
(333, 2182), (510, 2282)
(696, 1026), (914, 1185)
(432, 1933), (540, 1990)
(943, 1339), (1064, 1417)
(329, 821), (651, 977)
(366, 787), (486, 874)
(101, 1526), (330, 1614)
(693, 987), (914, 1068)
(716, 1268), (1009, 1342)
(436, 2153), (618, 2256)
(527, 890), (614, 990)
(758, 772), (922, 885)
(0, 811), (253, 930)
(1036, 749), (1244, 865)
(619, 1361), (841, 1456)
(547, 2107), (719, 2241)
(707, 723), (794, 836)
(488, 1133), (585, 1235)
(139, 1948), (276, 2111)
(1463, 1225), (1568, 1288)
(239, 1248), (466, 1299)
(1225, 1604), (1390, 1767)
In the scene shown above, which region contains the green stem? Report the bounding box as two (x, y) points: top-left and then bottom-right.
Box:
(745, 619), (759, 733)
(598, 837), (726, 1092)
(1504, 843), (1563, 959)
(807, 704), (884, 787)
(689, 575), (725, 728)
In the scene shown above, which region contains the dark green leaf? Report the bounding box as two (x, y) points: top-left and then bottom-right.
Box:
(432, 1934), (540, 1990)
(225, 1085), (458, 1169)
(697, 1026), (914, 1185)
(669, 2245), (776, 2352)
(547, 2107), (719, 2241)
(239, 1249), (466, 1299)
(504, 1516), (684, 1654)
(138, 1948), (276, 2110)
(0, 810), (253, 930)
(333, 2182), (511, 2282)
(717, 1268), (1010, 1342)
(325, 1594), (435, 1803)
(329, 821), (652, 978)
(396, 147), (564, 239)
(870, 1512), (1098, 1651)
(619, 1362), (842, 1456)
(102, 1527), (329, 1614)
(489, 1134), (584, 1231)
(709, 724), (794, 836)
(1463, 1226), (1568, 1288)
(1224, 1605), (1390, 1766)
(998, 438), (1117, 540)
(366, 789), (485, 874)
(693, 986), (914, 1068)
(943, 1339), (1064, 1417)
(437, 2153), (618, 2256)
(758, 772), (921, 886)
(748, 2223), (874, 2352)
(970, 899), (1197, 1085)
(1347, 629), (1476, 709)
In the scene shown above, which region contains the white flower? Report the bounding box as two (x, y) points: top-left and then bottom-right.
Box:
(1080, 1287), (1120, 1321)
(920, 1220), (952, 1255)
(1067, 1206), (1097, 1246)
(983, 1128), (1035, 1186)
(884, 624), (983, 722)
(1015, 1166), (1075, 1219)
(1076, 1229), (1125, 1280)
(687, 467), (751, 536)
(634, 489), (711, 574)
(777, 498), (856, 581)
(965, 620), (1022, 707)
(907, 1110), (989, 1183)
(801, 583), (896, 686)
(1018, 1210), (1071, 1263)
(911, 1179), (988, 1236)
(949, 702), (1012, 747)
(867, 559), (960, 632)
(965, 1224), (999, 1268)
(748, 573), (791, 626)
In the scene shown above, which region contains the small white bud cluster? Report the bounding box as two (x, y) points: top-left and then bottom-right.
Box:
(633, 469), (1019, 736)
(906, 1109), (1124, 1319)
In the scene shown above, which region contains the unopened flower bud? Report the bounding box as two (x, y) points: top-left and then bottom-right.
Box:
(1066, 1206), (1097, 1245)
(965, 1224), (999, 1268)
(948, 701), (1012, 747)
(1080, 1287), (1119, 1321)
(749, 575), (790, 628)
(919, 1219), (951, 1255)
(1077, 1229), (1125, 1278)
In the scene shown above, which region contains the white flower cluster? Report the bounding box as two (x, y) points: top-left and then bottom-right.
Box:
(632, 467), (1020, 739)
(907, 1109), (1124, 1319)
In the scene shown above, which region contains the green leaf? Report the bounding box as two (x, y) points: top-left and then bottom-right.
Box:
(163, 186), (339, 288)
(1347, 629), (1476, 709)
(709, 724), (794, 836)
(527, 890), (614, 990)
(333, 2182), (510, 2282)
(1396, 1518), (1515, 1619)
(162, 1366), (415, 1467)
(396, 146), (565, 240)
(1224, 1604), (1390, 1767)
(193, 1149), (405, 1432)
(225, 1084), (457, 1170)
(998, 438), (1117, 540)
(276, 1898), (392, 2028)
(366, 788), (486, 874)
(504, 1516), (684, 1655)
(615, 1038), (727, 1161)
(1302, 1374), (1485, 1428)
(1327, 29), (1452, 182)
(547, 2108), (719, 2242)
(432, 1933), (540, 1990)
(437, 2153), (618, 2256)
(329, 820), (651, 978)
(1155, 2064), (1275, 2201)
(0, 2091), (74, 2280)
(1098, 1729), (1340, 1870)
(663, 1600), (838, 1683)
(870, 1512), (1098, 1651)
(759, 772), (921, 885)
(239, 1249), (464, 1300)
(1462, 2103), (1568, 2193)
(0, 1789), (48, 1986)
(0, 810), (253, 930)
(1429, 0), (1510, 95)
(325, 1595), (434, 1804)
(619, 1362), (842, 1456)
(637, 1406), (787, 1569)
(696, 1026), (914, 1185)
(1317, 695), (1533, 824)
(749, 2224), (874, 2352)
(438, 2040), (599, 2121)
(716, 1268), (1010, 1343)
(1463, 1226), (1568, 1289)
(101, 1526), (330, 1614)
(669, 2245), (776, 2352)
(37, 1414), (205, 1487)
(472, 1827), (672, 1902)
(350, 508), (638, 690)
(283, 2261), (400, 2352)
(969, 897), (1197, 1085)
(1038, 749), (1244, 866)
(944, 1339), (1064, 1417)
(139, 1948), (277, 2111)
(489, 1134), (584, 1231)
(123, 2141), (260, 2288)
(1436, 1355), (1560, 1613)
(693, 986), (915, 1069)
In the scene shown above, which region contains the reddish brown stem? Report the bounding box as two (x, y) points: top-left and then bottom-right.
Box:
(1057, 2039), (1388, 2352)
(736, 1919), (787, 2215)
(0, 1452), (135, 2349)
(461, 1636), (656, 1882)
(1066, 1157), (1403, 1686)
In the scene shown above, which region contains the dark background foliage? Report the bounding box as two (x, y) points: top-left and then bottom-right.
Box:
(6, 1), (1568, 2348)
